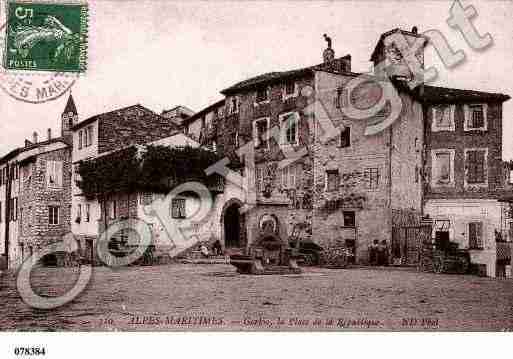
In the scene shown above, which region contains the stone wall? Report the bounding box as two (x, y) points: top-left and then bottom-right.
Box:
(311, 71), (423, 264)
(18, 147), (73, 265)
(424, 102), (504, 199)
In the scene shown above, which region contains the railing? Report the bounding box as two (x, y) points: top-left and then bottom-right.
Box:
(496, 242), (512, 261)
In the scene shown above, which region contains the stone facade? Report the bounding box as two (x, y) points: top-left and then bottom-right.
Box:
(0, 137), (72, 269)
(311, 71), (423, 263)
(422, 93), (510, 277)
(71, 104), (188, 263)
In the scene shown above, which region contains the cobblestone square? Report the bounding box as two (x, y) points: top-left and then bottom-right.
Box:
(1, 264), (512, 331)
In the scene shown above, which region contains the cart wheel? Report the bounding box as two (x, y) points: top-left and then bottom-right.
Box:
(458, 257), (469, 274)
(302, 255), (313, 267)
(433, 256), (444, 274)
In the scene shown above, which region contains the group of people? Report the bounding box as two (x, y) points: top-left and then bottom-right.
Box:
(199, 240), (224, 258)
(369, 240), (389, 266)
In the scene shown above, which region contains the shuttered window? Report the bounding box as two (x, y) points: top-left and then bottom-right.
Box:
(468, 222), (483, 249)
(47, 160), (63, 188)
(256, 167), (264, 193)
(340, 127), (351, 148)
(364, 167), (379, 189)
(253, 118), (269, 149)
(78, 130), (82, 149)
(171, 198), (186, 219)
(326, 170), (339, 192)
(434, 152), (451, 184)
(281, 164), (300, 189)
(466, 150), (486, 184)
(280, 112), (299, 146)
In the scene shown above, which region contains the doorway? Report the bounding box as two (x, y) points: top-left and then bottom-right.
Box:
(224, 202), (242, 248)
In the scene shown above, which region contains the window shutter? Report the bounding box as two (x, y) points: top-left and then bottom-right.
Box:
(476, 222), (483, 248)
(281, 167), (287, 188)
(290, 166), (296, 188)
(46, 161), (53, 187)
(180, 199), (186, 218)
(469, 222), (483, 249)
(463, 105), (470, 129)
(56, 161), (63, 187)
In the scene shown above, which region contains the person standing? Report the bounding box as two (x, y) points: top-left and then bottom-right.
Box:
(369, 240), (379, 265)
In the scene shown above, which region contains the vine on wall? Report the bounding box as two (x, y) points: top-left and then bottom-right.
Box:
(77, 145), (225, 199)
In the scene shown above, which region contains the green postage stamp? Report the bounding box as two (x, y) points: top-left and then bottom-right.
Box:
(3, 1), (88, 72)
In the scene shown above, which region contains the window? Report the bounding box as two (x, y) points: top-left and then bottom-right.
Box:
(85, 126), (94, 147)
(229, 97), (239, 114)
(283, 81), (297, 99)
(326, 170), (340, 192)
(78, 130), (83, 149)
(281, 164), (299, 189)
(77, 204), (82, 221)
(110, 200), (117, 219)
(85, 204), (90, 222)
(432, 105), (455, 131)
(465, 149), (487, 185)
(343, 211), (355, 227)
(285, 82), (295, 95)
(142, 193), (153, 205)
(280, 112), (299, 146)
(432, 150), (454, 186)
(46, 160), (63, 188)
(468, 222), (483, 249)
(464, 104), (487, 131)
(253, 118), (270, 149)
(9, 198), (17, 221)
(364, 168), (379, 189)
(415, 165), (419, 183)
(82, 130), (87, 148)
(234, 131), (239, 148)
(48, 206), (59, 225)
(171, 198), (186, 219)
(340, 126), (351, 148)
(256, 166), (265, 193)
(256, 87), (269, 103)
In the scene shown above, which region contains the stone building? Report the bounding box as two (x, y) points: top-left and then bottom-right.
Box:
(422, 86), (511, 277)
(179, 27), (510, 274)
(0, 96), (75, 269)
(70, 102), (183, 262)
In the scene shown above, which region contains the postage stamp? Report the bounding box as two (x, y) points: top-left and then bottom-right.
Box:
(3, 0), (88, 72)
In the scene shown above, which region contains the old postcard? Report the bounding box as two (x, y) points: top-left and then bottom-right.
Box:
(0, 0), (512, 351)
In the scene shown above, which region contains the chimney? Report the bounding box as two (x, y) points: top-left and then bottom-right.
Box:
(322, 34), (335, 64)
(47, 128), (52, 141)
(32, 131), (38, 144)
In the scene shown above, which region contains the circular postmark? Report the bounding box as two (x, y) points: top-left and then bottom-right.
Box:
(0, 69), (77, 103)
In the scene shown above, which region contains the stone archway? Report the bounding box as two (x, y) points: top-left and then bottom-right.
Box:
(221, 199), (246, 249)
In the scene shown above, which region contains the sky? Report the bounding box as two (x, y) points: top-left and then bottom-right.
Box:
(1, 0), (512, 159)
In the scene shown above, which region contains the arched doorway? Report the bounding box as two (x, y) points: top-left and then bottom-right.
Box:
(223, 201), (244, 248)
